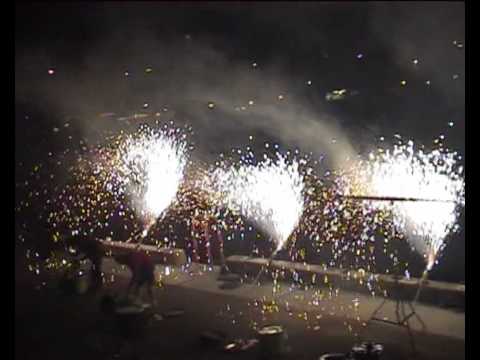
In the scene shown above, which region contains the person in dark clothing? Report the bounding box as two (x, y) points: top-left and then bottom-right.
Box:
(65, 234), (104, 292)
(211, 223), (230, 275)
(115, 250), (157, 306)
(190, 214), (232, 277)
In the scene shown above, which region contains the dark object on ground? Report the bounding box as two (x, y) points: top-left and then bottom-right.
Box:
(200, 330), (227, 347)
(218, 281), (242, 290)
(349, 342), (384, 360)
(153, 313), (164, 321)
(220, 265), (230, 275)
(114, 305), (147, 341)
(59, 276), (76, 295)
(319, 354), (347, 360)
(100, 294), (117, 315)
(224, 341), (241, 352)
(218, 272), (241, 282)
(257, 325), (287, 358)
(58, 272), (89, 295)
(163, 309), (185, 318)
(74, 272), (90, 294)
(241, 339), (259, 351)
(224, 339), (259, 352)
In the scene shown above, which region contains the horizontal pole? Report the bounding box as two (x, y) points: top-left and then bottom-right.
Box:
(339, 194), (456, 203)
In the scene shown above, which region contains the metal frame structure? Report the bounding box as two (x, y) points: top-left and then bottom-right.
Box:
(340, 194), (451, 353)
(368, 270), (429, 352)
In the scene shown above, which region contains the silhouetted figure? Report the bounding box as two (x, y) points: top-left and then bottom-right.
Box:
(115, 250), (156, 306)
(213, 225), (230, 275)
(190, 214), (235, 281)
(65, 234), (104, 292)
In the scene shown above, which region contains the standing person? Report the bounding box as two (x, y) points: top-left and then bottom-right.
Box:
(213, 222), (240, 282)
(188, 212), (235, 278)
(213, 223), (230, 275)
(190, 213), (214, 267)
(202, 219), (213, 268)
(115, 250), (157, 306)
(202, 217), (234, 277)
(188, 211), (212, 267)
(188, 218), (201, 264)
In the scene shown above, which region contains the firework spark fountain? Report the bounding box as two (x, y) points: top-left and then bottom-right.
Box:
(102, 124), (189, 239)
(339, 140), (465, 270)
(207, 152), (306, 253)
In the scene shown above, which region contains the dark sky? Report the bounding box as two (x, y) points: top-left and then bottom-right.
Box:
(15, 2), (465, 281)
(15, 2), (465, 164)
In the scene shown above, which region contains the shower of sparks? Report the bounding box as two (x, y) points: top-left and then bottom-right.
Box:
(100, 124), (189, 234)
(338, 139), (465, 270)
(15, 123), (464, 336)
(14, 18), (465, 337)
(15, 120), (193, 252)
(205, 151), (306, 253)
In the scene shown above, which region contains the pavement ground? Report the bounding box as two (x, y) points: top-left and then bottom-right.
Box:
(15, 258), (465, 360)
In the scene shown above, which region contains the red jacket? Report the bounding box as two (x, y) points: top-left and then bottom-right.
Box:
(127, 251), (154, 275)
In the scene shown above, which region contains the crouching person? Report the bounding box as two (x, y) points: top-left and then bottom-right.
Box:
(115, 250), (157, 307)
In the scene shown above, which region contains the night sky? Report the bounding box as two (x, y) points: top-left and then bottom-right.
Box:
(15, 2), (465, 281)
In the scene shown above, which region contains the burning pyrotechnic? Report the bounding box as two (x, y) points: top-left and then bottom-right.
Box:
(207, 153), (306, 252)
(104, 125), (189, 234)
(339, 140), (465, 270)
